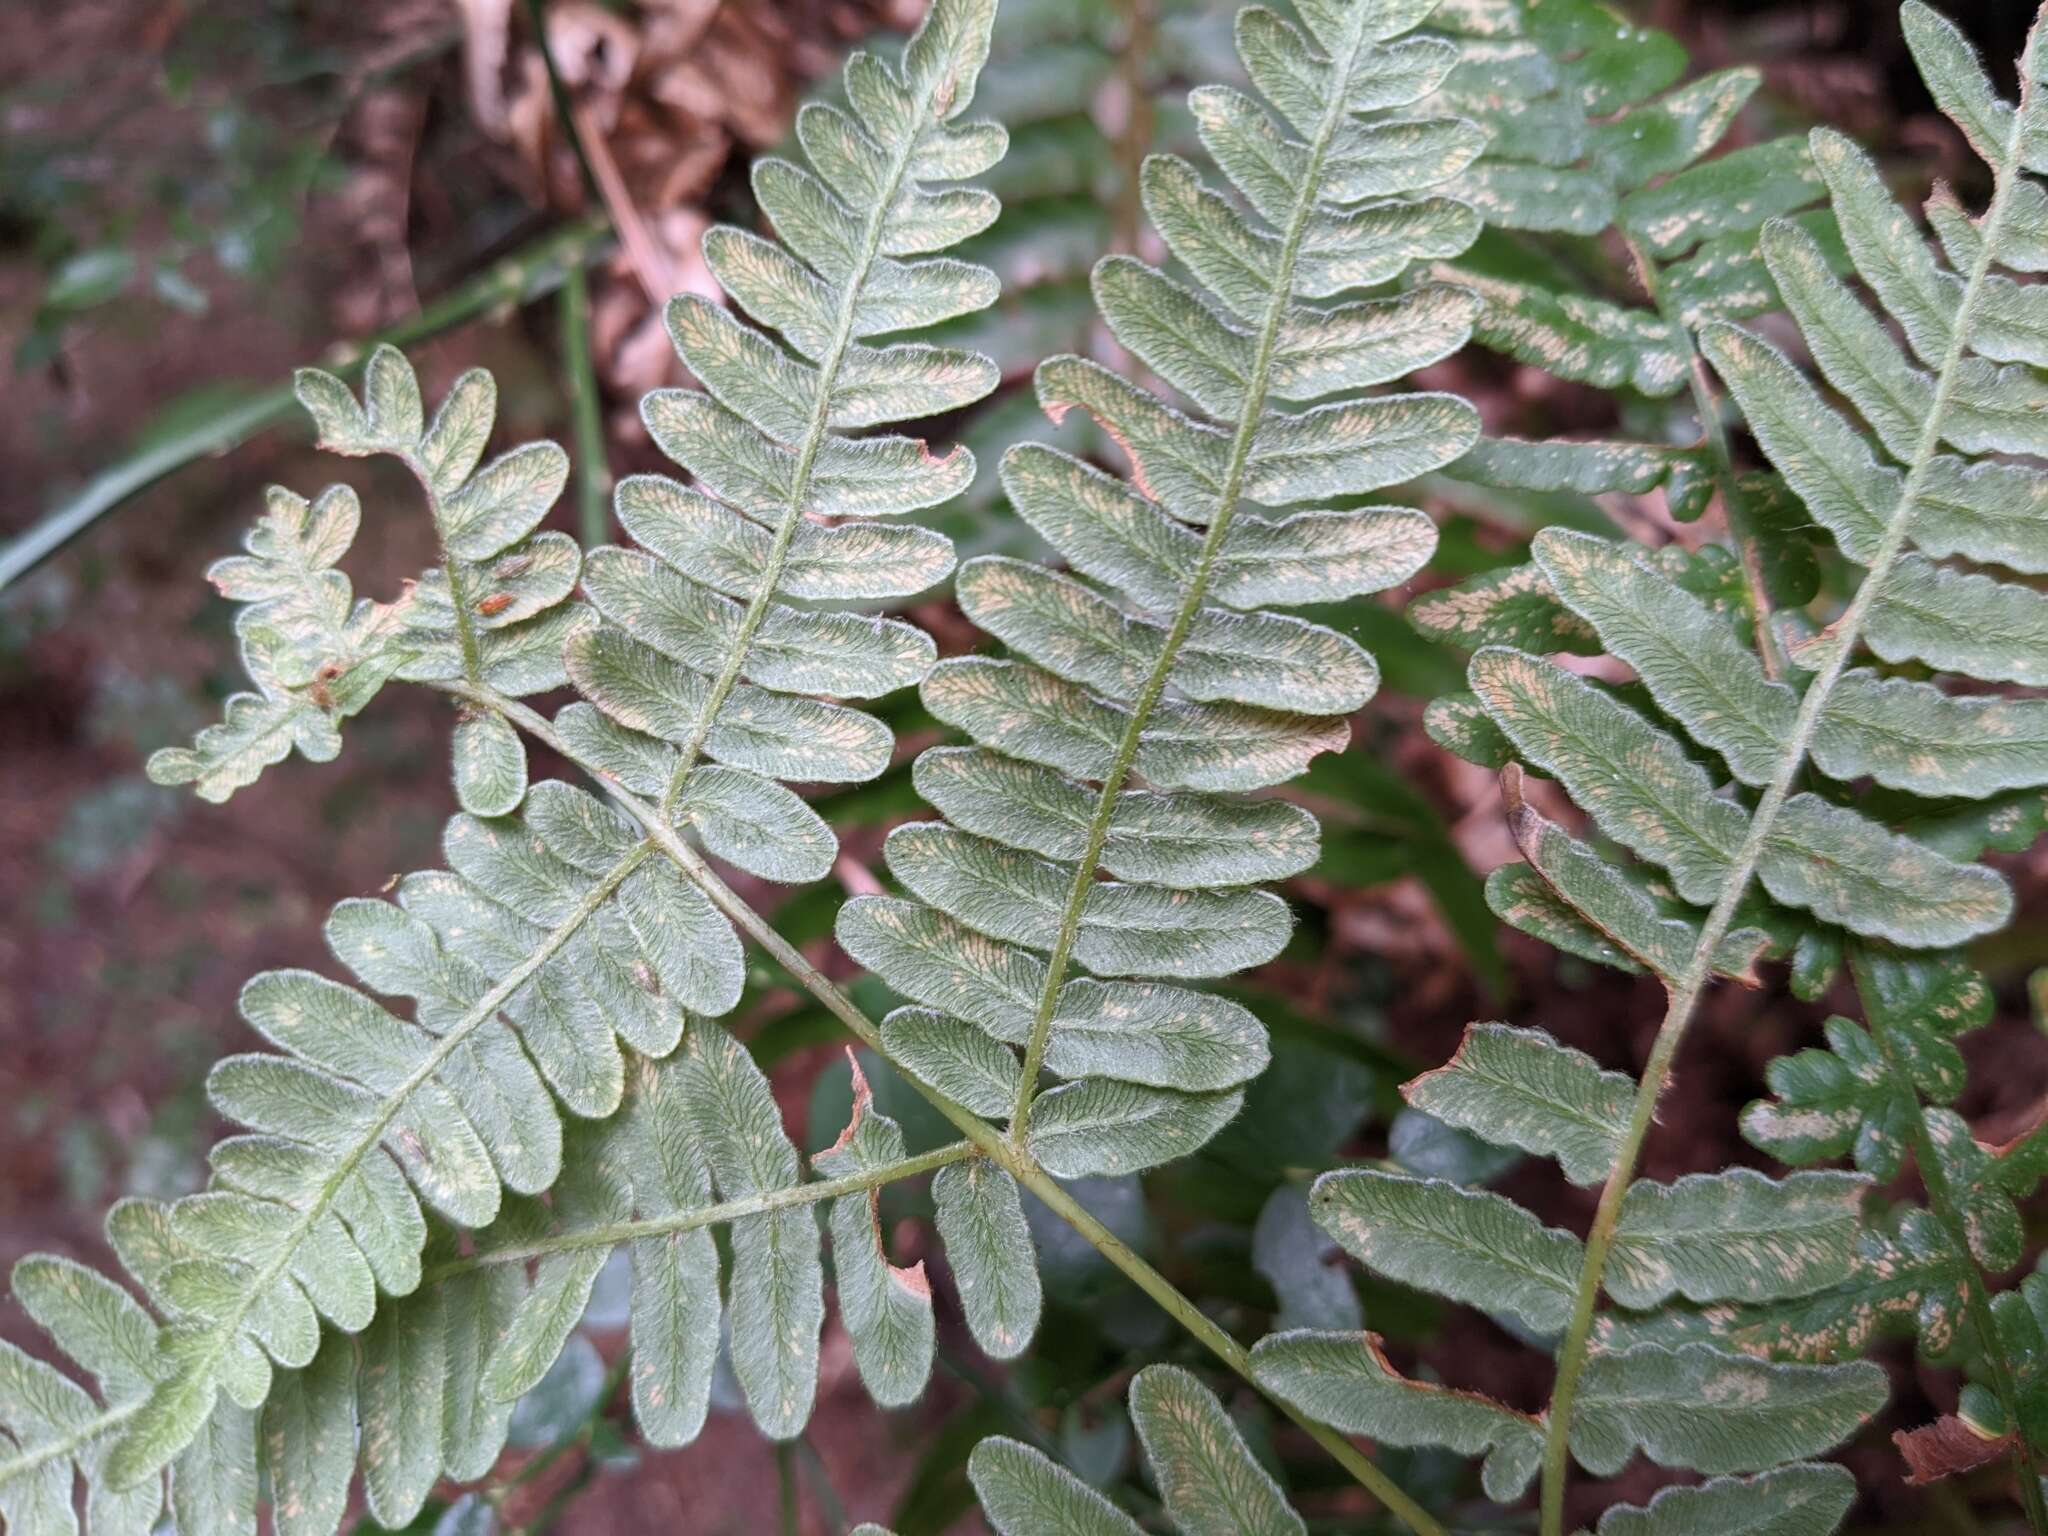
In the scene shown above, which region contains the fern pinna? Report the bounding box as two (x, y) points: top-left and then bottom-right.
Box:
(0, 1), (1021, 1529)
(838, 0), (1482, 1175)
(1242, 4), (2048, 1535)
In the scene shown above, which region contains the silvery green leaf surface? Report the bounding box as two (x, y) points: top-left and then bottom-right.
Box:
(1500, 791), (1771, 986)
(618, 1052), (720, 1450)
(554, 0), (1006, 914)
(1607, 1170), (1869, 1310)
(1421, 265), (1684, 396)
(1570, 1344), (1886, 1478)
(261, 1337), (353, 1536)
(1128, 1366), (1305, 1536)
(1468, 647), (2011, 945)
(1593, 1465), (1856, 1536)
(912, 747), (1320, 889)
(1250, 1330), (1544, 1502)
(356, 1283), (448, 1526)
(1027, 1080), (1244, 1178)
(968, 1437), (1145, 1536)
(42, 768), (760, 1502)
(934, 1160), (1041, 1360)
(1310, 1169), (1582, 1334)
(680, 1021), (821, 1440)
(451, 709), (528, 818)
(841, 0), (1484, 1212)
(883, 822), (1293, 980)
(1532, 529), (1795, 788)
(481, 1123), (632, 1405)
(1402, 1023), (1633, 1188)
(813, 1064), (935, 1407)
(1409, 561), (1599, 655)
(880, 1008), (1021, 1117)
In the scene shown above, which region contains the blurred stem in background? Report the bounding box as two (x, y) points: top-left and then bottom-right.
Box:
(0, 214), (613, 593)
(559, 262), (612, 548)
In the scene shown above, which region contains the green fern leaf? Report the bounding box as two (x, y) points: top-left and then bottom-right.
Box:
(1606, 1171), (1868, 1310)
(881, 1008), (1022, 1117)
(932, 1159), (1041, 1360)
(1129, 1366), (1305, 1536)
(1593, 1465), (1855, 1536)
(1570, 1344), (1885, 1478)
(840, 0), (1483, 1177)
(260, 1337), (353, 1536)
(1310, 1169), (1582, 1334)
(679, 1020), (823, 1441)
(1027, 1079), (1245, 1178)
(556, 0), (1006, 897)
(1250, 1330), (1545, 1502)
(1401, 1023), (1633, 1188)
(968, 1436), (1145, 1536)
(814, 1061), (936, 1406)
(618, 1052), (720, 1449)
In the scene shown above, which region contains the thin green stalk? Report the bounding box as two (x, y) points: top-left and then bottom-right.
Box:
(0, 216), (612, 593)
(561, 264), (612, 549)
(422, 1141), (976, 1284)
(1008, 3), (1377, 1144)
(1624, 235), (1784, 678)
(448, 680), (1447, 1536)
(655, 79), (947, 821)
(1535, 89), (2038, 1536)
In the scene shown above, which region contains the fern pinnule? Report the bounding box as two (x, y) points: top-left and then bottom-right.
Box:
(837, 0), (1484, 1191)
(938, 1364), (1860, 1536)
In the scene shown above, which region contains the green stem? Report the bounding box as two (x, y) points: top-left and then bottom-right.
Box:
(1008, 3), (1377, 1145)
(397, 448), (486, 687)
(0, 216), (612, 594)
(448, 681), (1446, 1536)
(1534, 87), (2037, 1536)
(1624, 235), (1784, 679)
(561, 265), (612, 549)
(423, 1141), (976, 1284)
(654, 77), (945, 821)
(1860, 950), (2048, 1534)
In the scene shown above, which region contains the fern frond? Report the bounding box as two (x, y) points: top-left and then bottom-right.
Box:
(838, 0), (1483, 1185)
(3, 2), (1029, 1522)
(558, 0), (1007, 872)
(1373, 5), (2048, 1528)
